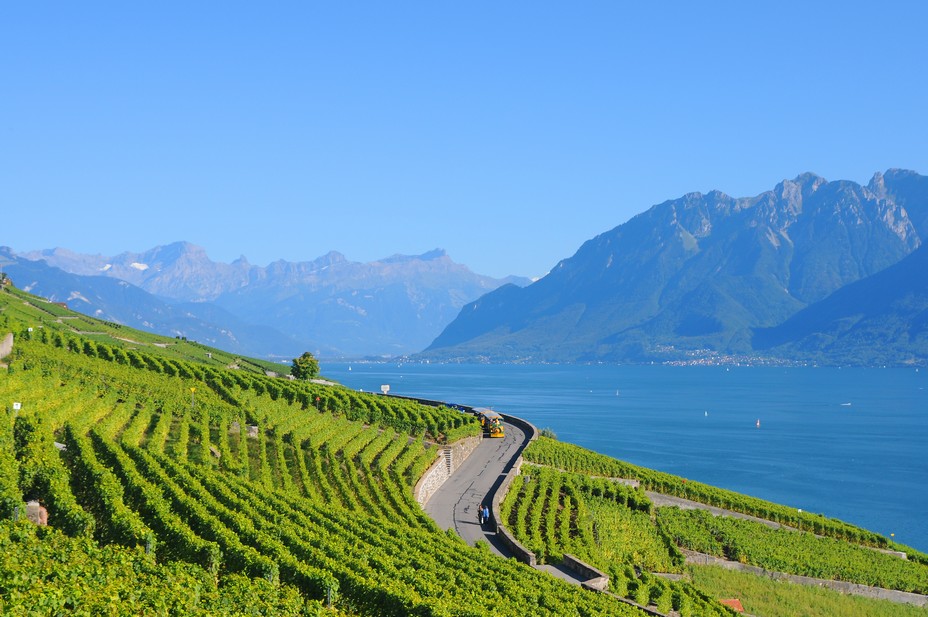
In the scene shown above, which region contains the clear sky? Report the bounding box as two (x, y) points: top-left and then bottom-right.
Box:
(2, 2), (926, 279)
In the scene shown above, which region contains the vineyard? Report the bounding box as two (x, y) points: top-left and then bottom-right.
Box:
(502, 436), (928, 615)
(500, 464), (734, 616)
(522, 436), (928, 560)
(657, 508), (928, 594)
(0, 285), (650, 616)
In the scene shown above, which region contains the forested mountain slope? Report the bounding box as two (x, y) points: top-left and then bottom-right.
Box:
(753, 243), (928, 365)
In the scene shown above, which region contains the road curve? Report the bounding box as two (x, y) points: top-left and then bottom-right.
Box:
(423, 421), (590, 587)
(425, 421), (526, 556)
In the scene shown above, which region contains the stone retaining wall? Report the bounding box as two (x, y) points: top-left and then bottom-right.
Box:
(562, 554), (609, 591)
(497, 522), (537, 566)
(414, 435), (482, 506)
(491, 463), (536, 566)
(492, 466), (536, 567)
(684, 550), (928, 607)
(490, 413), (538, 566)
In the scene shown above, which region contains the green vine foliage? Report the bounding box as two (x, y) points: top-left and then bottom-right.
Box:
(0, 312), (644, 616)
(523, 436), (919, 555)
(0, 520), (331, 616)
(501, 465), (732, 617)
(657, 508), (928, 594)
(2, 286), (924, 616)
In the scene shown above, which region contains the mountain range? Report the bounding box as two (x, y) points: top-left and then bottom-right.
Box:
(423, 169), (928, 365)
(0, 250), (304, 359)
(5, 169), (926, 366)
(1, 245), (530, 359)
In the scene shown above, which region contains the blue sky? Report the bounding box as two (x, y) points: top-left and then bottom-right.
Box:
(2, 2), (926, 279)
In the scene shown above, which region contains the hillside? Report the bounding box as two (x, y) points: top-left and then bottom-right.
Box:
(1, 281), (925, 616)
(423, 170), (927, 365)
(753, 243), (928, 365)
(0, 283), (644, 615)
(14, 242), (531, 358)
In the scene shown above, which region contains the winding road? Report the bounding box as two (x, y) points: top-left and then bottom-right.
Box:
(420, 415), (928, 610)
(424, 421), (525, 555)
(423, 420), (589, 586)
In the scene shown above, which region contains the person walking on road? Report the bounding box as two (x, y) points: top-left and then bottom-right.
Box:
(478, 503), (485, 525)
(482, 504), (490, 527)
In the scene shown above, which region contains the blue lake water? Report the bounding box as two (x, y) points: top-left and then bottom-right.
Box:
(321, 362), (928, 553)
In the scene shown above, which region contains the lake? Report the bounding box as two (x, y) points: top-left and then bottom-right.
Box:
(320, 362), (928, 553)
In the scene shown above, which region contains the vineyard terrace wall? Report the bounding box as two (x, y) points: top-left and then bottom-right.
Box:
(414, 435), (482, 506)
(492, 413), (538, 566)
(563, 554), (609, 592)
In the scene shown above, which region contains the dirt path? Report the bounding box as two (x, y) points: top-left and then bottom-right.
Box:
(646, 492), (786, 529)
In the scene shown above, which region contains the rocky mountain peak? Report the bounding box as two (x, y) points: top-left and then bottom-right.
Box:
(424, 169), (926, 364)
(317, 251), (348, 265)
(11, 242), (530, 357)
(792, 171), (826, 190)
(868, 170), (888, 200)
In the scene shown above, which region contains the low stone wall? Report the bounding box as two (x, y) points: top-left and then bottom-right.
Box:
(562, 554), (609, 591)
(497, 522), (537, 566)
(414, 435), (482, 506)
(491, 413), (540, 566)
(874, 548), (909, 560)
(601, 590), (670, 617)
(501, 413), (537, 444)
(491, 460), (537, 566)
(684, 550), (928, 607)
(0, 333), (12, 361)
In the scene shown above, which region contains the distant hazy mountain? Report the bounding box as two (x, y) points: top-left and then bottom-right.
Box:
(22, 242), (258, 302)
(423, 170), (926, 365)
(16, 243), (530, 358)
(0, 248), (307, 359)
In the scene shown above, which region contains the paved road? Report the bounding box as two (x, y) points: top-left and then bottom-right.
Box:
(425, 422), (526, 556)
(424, 421), (589, 586)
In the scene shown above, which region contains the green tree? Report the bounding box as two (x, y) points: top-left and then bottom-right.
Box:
(290, 351), (319, 380)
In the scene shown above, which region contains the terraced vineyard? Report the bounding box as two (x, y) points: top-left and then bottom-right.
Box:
(522, 436), (928, 558)
(0, 285), (651, 616)
(501, 464), (732, 616)
(658, 508), (928, 593)
(505, 436), (928, 615)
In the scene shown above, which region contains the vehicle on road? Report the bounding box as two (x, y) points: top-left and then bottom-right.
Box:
(474, 408), (505, 438)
